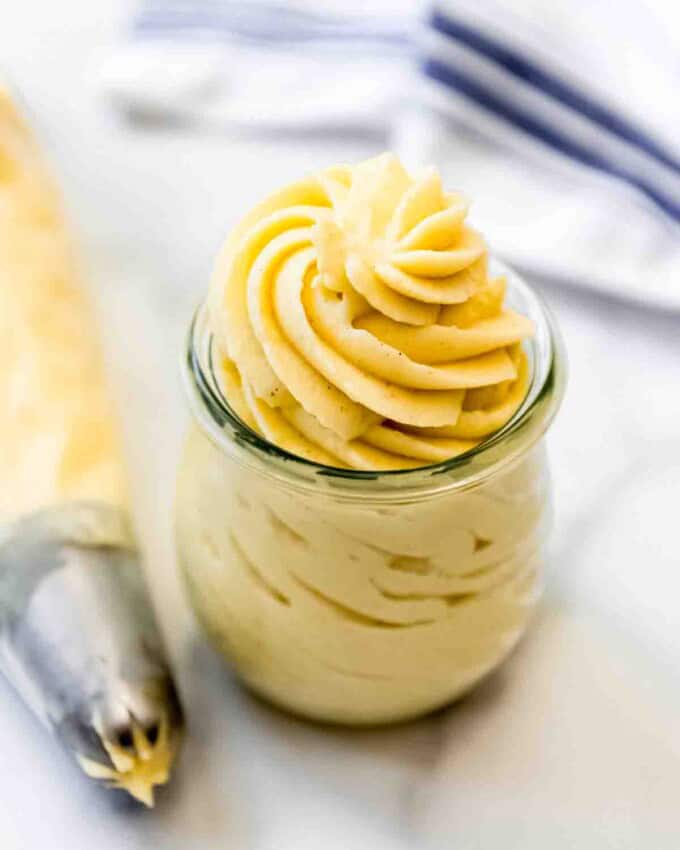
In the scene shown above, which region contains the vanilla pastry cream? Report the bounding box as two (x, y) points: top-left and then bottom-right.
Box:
(177, 430), (549, 724)
(177, 154), (559, 725)
(207, 153), (534, 469)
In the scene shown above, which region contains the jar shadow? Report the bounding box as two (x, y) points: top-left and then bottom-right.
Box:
(184, 630), (514, 779)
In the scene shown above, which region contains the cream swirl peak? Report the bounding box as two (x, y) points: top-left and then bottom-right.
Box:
(208, 153), (535, 470)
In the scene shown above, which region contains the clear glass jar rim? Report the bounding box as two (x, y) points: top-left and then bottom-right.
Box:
(182, 260), (566, 500)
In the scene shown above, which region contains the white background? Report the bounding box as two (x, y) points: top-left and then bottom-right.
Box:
(1, 3), (679, 848)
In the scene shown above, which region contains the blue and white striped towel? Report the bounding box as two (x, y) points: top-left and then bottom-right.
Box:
(99, 0), (680, 309)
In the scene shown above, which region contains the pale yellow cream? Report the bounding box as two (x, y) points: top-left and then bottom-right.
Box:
(176, 153), (552, 725)
(78, 712), (176, 807)
(177, 428), (549, 725)
(208, 153), (534, 469)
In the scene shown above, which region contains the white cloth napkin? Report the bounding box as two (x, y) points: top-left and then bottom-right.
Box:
(98, 0), (680, 309)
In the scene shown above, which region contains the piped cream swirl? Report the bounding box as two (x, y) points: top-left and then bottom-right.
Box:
(208, 153), (534, 470)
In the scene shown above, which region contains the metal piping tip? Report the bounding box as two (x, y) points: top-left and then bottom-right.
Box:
(0, 503), (184, 806)
(79, 702), (183, 807)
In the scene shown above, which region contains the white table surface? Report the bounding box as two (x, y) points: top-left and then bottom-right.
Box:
(2, 4), (680, 848)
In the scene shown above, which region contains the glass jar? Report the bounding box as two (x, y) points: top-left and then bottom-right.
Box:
(176, 263), (566, 726)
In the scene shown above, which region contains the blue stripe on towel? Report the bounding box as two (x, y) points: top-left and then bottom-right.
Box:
(424, 58), (680, 221)
(430, 9), (680, 177)
(133, 4), (409, 46)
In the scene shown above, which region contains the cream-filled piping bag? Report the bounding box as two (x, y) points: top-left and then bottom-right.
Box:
(0, 87), (183, 806)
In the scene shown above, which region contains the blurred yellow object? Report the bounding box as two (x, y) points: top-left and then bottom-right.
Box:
(0, 87), (125, 520)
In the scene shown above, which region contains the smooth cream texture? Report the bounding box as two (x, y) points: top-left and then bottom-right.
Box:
(178, 153), (550, 724)
(0, 88), (174, 803)
(208, 153), (534, 470)
(177, 427), (549, 724)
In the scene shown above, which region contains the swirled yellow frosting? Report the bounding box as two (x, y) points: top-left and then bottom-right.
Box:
(208, 153), (534, 470)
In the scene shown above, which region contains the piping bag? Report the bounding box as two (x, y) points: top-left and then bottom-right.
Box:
(0, 87), (183, 805)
